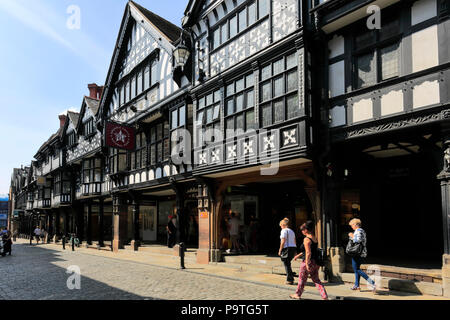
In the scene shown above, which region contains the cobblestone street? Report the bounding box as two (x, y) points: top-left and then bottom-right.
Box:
(0, 242), (319, 300)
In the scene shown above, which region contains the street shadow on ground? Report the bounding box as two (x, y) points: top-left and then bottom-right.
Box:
(0, 243), (161, 300)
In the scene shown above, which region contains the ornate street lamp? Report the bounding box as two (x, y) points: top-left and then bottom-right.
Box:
(173, 42), (190, 71)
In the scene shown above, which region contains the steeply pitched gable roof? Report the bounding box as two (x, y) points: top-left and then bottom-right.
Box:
(130, 1), (182, 44)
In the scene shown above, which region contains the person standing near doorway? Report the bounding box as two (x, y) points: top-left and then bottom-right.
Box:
(166, 215), (177, 248)
(34, 226), (41, 245)
(347, 218), (376, 292)
(278, 218), (297, 285)
(228, 212), (241, 253)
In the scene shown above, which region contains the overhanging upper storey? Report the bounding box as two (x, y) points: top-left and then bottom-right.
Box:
(310, 0), (403, 34)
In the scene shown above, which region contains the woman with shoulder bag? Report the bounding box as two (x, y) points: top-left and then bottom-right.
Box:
(289, 221), (328, 300)
(278, 218), (297, 285)
(346, 218), (376, 292)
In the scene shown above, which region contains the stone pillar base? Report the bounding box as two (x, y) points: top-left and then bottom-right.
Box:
(328, 247), (346, 282)
(113, 240), (120, 253)
(196, 249), (210, 264)
(443, 254), (450, 298)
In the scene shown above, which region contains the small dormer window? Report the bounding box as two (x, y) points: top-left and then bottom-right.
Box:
(68, 131), (77, 147)
(83, 118), (95, 137)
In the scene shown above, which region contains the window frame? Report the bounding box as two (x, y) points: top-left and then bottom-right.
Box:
(259, 52), (301, 128)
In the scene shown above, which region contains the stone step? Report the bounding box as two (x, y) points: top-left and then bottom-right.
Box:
(339, 272), (443, 296)
(223, 255), (302, 268)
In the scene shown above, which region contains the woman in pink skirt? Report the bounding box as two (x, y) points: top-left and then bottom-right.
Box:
(289, 221), (328, 300)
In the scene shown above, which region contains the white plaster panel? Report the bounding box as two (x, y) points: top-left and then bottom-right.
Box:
(272, 0), (297, 43)
(411, 0), (437, 26)
(381, 90), (404, 116)
(329, 61), (345, 98)
(330, 105), (346, 127)
(413, 80), (441, 109)
(141, 171), (147, 182)
(135, 173), (140, 184)
(328, 35), (345, 59)
(353, 98), (373, 123)
(412, 25), (439, 73)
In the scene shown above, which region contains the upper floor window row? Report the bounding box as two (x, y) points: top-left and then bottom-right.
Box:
(117, 59), (158, 109)
(212, 0), (270, 51)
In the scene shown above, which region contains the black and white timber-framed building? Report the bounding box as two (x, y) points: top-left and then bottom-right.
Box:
(8, 0), (450, 297)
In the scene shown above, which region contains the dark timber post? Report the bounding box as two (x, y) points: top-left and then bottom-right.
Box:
(132, 198), (140, 251)
(86, 201), (92, 246)
(98, 198), (105, 248)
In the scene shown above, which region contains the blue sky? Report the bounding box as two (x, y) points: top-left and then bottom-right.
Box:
(0, 0), (186, 195)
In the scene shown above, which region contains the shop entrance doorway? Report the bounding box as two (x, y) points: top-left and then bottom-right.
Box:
(219, 179), (314, 256)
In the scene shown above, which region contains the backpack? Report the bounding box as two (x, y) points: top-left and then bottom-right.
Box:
(315, 247), (327, 267)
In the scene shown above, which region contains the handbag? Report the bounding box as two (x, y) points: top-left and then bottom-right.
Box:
(346, 239), (363, 257)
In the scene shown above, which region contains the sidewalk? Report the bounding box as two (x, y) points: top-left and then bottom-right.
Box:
(15, 239), (449, 300)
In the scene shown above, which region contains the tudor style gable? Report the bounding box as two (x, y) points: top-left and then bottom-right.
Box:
(100, 1), (189, 126)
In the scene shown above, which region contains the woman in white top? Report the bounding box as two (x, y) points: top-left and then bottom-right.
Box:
(278, 218), (297, 285)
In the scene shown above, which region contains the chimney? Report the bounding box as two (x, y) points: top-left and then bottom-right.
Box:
(59, 114), (67, 129)
(88, 83), (104, 100)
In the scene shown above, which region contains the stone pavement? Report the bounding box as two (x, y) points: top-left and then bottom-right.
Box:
(1, 239), (448, 300)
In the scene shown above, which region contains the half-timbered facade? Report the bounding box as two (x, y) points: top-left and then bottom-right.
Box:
(181, 0), (321, 263)
(311, 0), (450, 294)
(98, 1), (197, 252)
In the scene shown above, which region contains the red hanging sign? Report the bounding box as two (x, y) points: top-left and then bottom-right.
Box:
(105, 121), (136, 151)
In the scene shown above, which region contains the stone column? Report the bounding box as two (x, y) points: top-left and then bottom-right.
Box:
(438, 137), (450, 297)
(55, 210), (60, 242)
(112, 195), (126, 253)
(98, 198), (105, 248)
(196, 183), (211, 264)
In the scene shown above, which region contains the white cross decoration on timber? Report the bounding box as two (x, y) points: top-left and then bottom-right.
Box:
(227, 145), (237, 159)
(243, 140), (254, 156)
(211, 149), (220, 163)
(263, 135), (275, 151)
(199, 152), (207, 165)
(283, 129), (297, 145)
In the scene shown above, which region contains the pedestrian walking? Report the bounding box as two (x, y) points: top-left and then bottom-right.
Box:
(41, 228), (47, 244)
(278, 218), (297, 285)
(290, 221), (328, 300)
(346, 218), (377, 292)
(34, 226), (41, 245)
(2, 228), (12, 256)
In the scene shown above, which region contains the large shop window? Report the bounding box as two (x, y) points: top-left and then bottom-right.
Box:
(354, 19), (401, 89)
(149, 122), (170, 166)
(211, 0), (270, 50)
(130, 132), (147, 171)
(225, 73), (255, 138)
(196, 91), (221, 146)
(259, 52), (301, 127)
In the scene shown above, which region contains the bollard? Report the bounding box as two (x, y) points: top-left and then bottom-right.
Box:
(72, 235), (75, 251)
(179, 242), (186, 269)
(62, 235), (66, 250)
